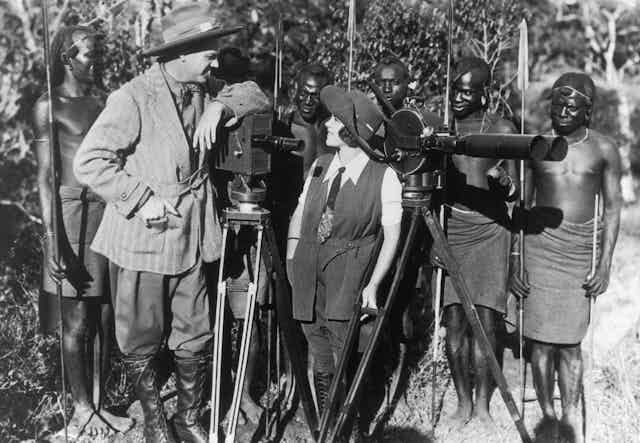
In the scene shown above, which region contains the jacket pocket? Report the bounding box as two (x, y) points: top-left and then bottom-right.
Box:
(120, 217), (165, 254)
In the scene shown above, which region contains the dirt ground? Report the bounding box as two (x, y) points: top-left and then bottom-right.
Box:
(44, 205), (640, 443)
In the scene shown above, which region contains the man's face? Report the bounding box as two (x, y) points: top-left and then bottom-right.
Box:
(550, 89), (589, 136)
(325, 115), (345, 148)
(451, 71), (485, 119)
(181, 49), (219, 84)
(375, 65), (408, 109)
(295, 75), (323, 122)
(67, 32), (97, 84)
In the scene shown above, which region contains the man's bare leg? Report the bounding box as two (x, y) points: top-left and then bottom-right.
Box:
(61, 298), (112, 438)
(95, 302), (134, 432)
(472, 306), (500, 424)
(530, 341), (557, 420)
(557, 344), (583, 443)
(442, 305), (473, 429)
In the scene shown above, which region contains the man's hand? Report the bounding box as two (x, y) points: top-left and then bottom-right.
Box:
(361, 282), (379, 311)
(508, 261), (530, 300)
(193, 101), (239, 150)
(45, 239), (67, 283)
(583, 262), (610, 299)
(137, 195), (179, 231)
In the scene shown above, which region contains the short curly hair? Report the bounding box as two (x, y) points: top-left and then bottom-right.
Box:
(373, 55), (409, 81)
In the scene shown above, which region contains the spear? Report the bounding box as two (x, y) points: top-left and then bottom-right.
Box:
(516, 18), (529, 417)
(346, 0), (356, 91)
(431, 0), (454, 432)
(40, 2), (69, 442)
(584, 193), (599, 442)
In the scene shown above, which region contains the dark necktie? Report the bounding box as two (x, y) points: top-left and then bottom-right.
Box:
(181, 83), (204, 169)
(317, 167), (346, 243)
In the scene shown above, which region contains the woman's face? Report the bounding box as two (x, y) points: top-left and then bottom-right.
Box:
(325, 115), (346, 148)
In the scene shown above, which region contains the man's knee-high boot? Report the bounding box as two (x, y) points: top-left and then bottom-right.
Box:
(314, 371), (333, 417)
(172, 353), (208, 443)
(124, 353), (175, 443)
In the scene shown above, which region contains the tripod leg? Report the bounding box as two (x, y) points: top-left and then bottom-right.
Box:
(265, 282), (273, 438)
(317, 307), (360, 441)
(209, 224), (230, 443)
(325, 208), (421, 443)
(263, 224), (318, 436)
(225, 227), (264, 443)
(423, 211), (532, 443)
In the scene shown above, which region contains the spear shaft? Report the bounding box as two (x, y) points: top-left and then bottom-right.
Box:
(40, 1), (69, 441)
(517, 18), (529, 417)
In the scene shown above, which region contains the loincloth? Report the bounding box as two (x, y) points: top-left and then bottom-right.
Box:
(441, 206), (510, 313)
(40, 186), (109, 332)
(522, 210), (601, 344)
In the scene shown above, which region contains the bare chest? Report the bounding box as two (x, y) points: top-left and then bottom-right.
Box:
(54, 97), (102, 137)
(535, 142), (602, 178)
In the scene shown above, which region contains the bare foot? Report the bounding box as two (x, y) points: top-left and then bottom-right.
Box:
(466, 413), (497, 440)
(61, 406), (113, 440)
(436, 405), (472, 437)
(98, 409), (134, 433)
(471, 408), (495, 426)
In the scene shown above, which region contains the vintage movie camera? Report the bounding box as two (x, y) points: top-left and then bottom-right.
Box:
(379, 108), (568, 200)
(213, 112), (304, 206)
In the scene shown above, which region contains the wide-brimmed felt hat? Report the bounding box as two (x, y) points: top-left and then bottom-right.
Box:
(142, 2), (243, 57)
(320, 85), (384, 148)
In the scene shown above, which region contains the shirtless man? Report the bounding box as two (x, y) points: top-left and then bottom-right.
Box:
(33, 26), (133, 438)
(372, 55), (409, 114)
(270, 63), (332, 247)
(439, 57), (518, 433)
(510, 73), (622, 442)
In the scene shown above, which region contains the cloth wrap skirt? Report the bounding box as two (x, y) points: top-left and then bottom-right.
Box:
(522, 211), (601, 344)
(442, 206), (511, 314)
(40, 186), (108, 332)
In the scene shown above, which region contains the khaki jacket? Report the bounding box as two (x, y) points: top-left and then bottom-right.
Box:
(74, 63), (270, 274)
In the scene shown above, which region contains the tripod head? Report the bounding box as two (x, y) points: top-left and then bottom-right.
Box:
(213, 112), (304, 209)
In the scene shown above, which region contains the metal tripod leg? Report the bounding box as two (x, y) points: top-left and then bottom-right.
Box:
(323, 209), (421, 443)
(423, 210), (532, 443)
(225, 227), (264, 443)
(209, 223), (230, 443)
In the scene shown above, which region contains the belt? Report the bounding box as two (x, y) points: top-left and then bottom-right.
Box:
(148, 167), (209, 201)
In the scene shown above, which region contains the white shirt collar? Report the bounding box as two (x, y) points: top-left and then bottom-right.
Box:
(323, 150), (370, 185)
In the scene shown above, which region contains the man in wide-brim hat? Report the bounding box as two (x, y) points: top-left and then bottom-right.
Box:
(285, 86), (402, 425)
(74, 2), (270, 441)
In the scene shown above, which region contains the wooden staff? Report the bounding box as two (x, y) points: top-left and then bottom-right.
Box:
(584, 193), (599, 442)
(431, 0), (453, 429)
(516, 18), (529, 416)
(431, 205), (445, 428)
(40, 2), (68, 441)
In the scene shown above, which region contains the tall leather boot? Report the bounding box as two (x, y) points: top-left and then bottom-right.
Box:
(172, 353), (209, 443)
(314, 371), (333, 417)
(124, 353), (175, 443)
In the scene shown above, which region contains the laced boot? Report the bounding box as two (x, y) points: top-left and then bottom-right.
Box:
(172, 353), (209, 443)
(314, 371), (333, 417)
(124, 353), (175, 443)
